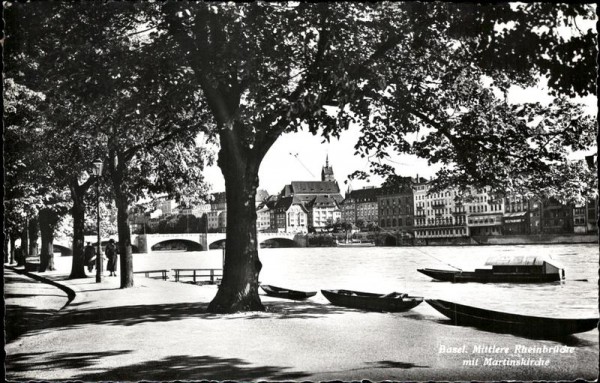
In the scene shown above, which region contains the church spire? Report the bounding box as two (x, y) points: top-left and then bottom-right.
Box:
(321, 154), (335, 182)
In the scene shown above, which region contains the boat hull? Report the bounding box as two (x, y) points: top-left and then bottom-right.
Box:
(417, 268), (561, 283)
(322, 289), (423, 312)
(260, 285), (317, 300)
(426, 299), (598, 338)
(336, 243), (376, 247)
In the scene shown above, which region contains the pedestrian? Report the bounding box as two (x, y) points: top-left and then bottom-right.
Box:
(84, 242), (95, 272)
(105, 239), (118, 277)
(15, 246), (23, 265)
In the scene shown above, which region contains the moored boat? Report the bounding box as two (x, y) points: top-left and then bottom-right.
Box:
(260, 284), (317, 300)
(426, 299), (598, 338)
(336, 241), (376, 247)
(321, 289), (423, 312)
(417, 255), (564, 283)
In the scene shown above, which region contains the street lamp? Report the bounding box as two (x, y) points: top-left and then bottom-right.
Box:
(92, 159), (104, 283)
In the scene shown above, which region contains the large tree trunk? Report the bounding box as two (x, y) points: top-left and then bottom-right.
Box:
(207, 148), (264, 313)
(9, 233), (17, 264)
(69, 183), (88, 279)
(28, 217), (39, 257)
(115, 182), (134, 288)
(18, 225), (28, 266)
(38, 208), (57, 272)
(4, 234), (9, 263)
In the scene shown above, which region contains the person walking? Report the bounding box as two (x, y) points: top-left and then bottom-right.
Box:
(105, 239), (118, 277)
(14, 246), (23, 265)
(84, 242), (95, 273)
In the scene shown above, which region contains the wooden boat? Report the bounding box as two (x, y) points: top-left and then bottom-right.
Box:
(426, 299), (598, 338)
(260, 284), (317, 300)
(417, 255), (563, 283)
(336, 241), (376, 247)
(321, 289), (423, 312)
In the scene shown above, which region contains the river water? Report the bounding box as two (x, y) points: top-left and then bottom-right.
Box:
(127, 243), (598, 319)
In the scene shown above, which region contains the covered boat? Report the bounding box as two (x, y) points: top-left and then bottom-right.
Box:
(321, 289), (423, 312)
(426, 299), (598, 338)
(417, 255), (564, 283)
(260, 284), (317, 300)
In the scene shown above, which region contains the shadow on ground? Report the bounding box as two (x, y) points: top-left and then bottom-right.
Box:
(70, 354), (309, 381)
(5, 307), (62, 343)
(6, 350), (132, 376)
(21, 299), (360, 335)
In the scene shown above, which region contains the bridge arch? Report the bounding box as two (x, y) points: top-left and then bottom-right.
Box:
(383, 235), (397, 246)
(209, 239), (226, 249)
(151, 239), (204, 252)
(260, 237), (299, 248)
(53, 244), (73, 256)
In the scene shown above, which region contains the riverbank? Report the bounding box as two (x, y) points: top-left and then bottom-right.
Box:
(4, 263), (598, 381)
(304, 233), (599, 247)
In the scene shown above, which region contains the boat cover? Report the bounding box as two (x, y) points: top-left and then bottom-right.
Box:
(484, 255), (560, 269)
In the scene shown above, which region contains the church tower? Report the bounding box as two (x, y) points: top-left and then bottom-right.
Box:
(321, 155), (335, 182)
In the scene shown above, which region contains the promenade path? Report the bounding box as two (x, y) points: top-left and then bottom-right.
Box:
(5, 267), (70, 343)
(4, 264), (598, 381)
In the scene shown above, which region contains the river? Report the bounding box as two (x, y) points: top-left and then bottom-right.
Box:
(123, 243), (599, 319)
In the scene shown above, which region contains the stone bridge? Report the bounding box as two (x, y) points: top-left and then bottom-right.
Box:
(135, 232), (307, 253)
(50, 232), (306, 255)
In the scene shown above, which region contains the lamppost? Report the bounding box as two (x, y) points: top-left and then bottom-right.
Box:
(92, 159), (104, 283)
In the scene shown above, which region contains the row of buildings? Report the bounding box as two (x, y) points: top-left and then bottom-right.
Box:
(142, 157), (597, 238)
(342, 176), (597, 239)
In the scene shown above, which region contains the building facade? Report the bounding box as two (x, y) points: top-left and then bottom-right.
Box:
(413, 182), (468, 239)
(540, 198), (573, 234)
(502, 195), (531, 235)
(307, 195), (341, 230)
(340, 196), (356, 225)
(466, 188), (504, 236)
(256, 205), (271, 232)
(342, 187), (381, 227)
(207, 210), (226, 231)
(273, 197), (308, 233)
(378, 180), (414, 234)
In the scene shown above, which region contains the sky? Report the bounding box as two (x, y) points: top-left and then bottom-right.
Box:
(202, 80), (597, 196)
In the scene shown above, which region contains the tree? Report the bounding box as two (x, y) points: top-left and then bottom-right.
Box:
(366, 222), (380, 233)
(3, 74), (46, 264)
(4, 3), (110, 278)
(356, 219), (366, 230)
(152, 3), (595, 313)
(5, 2), (212, 286)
